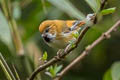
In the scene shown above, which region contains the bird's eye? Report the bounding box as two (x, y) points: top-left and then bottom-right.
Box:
(45, 28), (49, 33)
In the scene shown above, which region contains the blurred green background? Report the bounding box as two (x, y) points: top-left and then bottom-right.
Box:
(0, 0), (120, 80)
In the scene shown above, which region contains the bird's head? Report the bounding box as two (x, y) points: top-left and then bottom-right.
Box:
(39, 20), (56, 43)
(39, 20), (65, 43)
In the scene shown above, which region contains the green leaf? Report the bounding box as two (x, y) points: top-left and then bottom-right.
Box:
(103, 69), (112, 80)
(0, 53), (16, 80)
(45, 66), (55, 77)
(72, 32), (79, 39)
(101, 7), (116, 15)
(49, 66), (55, 77)
(54, 64), (63, 74)
(0, 11), (13, 48)
(46, 64), (63, 78)
(0, 59), (12, 80)
(47, 0), (85, 19)
(42, 51), (48, 60)
(12, 65), (20, 80)
(85, 0), (100, 13)
(111, 61), (120, 80)
(69, 41), (76, 48)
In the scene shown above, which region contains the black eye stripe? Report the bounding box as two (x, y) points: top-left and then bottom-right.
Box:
(45, 28), (49, 32)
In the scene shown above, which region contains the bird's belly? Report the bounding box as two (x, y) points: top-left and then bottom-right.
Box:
(48, 40), (67, 49)
(48, 37), (76, 49)
(47, 31), (78, 49)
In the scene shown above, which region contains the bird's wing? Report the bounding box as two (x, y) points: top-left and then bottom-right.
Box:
(66, 20), (86, 31)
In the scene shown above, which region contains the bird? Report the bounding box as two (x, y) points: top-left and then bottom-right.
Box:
(39, 14), (95, 49)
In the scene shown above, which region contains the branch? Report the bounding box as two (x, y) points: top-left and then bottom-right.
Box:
(29, 0), (107, 79)
(53, 0), (108, 79)
(100, 0), (107, 10)
(29, 24), (90, 80)
(54, 20), (120, 80)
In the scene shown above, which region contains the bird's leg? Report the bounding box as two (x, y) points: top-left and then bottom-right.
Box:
(85, 13), (96, 26)
(54, 49), (63, 60)
(70, 13), (95, 31)
(86, 13), (96, 22)
(57, 49), (63, 56)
